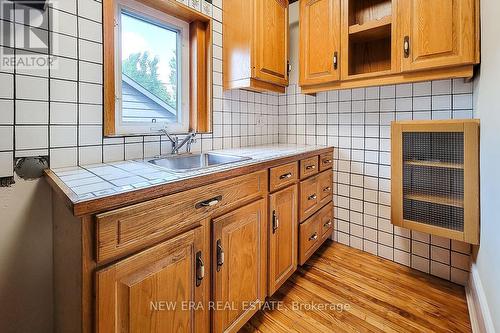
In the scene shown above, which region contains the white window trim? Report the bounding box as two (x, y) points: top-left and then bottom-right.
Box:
(114, 0), (190, 135)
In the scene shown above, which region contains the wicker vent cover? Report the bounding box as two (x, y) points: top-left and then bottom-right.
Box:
(402, 132), (464, 231)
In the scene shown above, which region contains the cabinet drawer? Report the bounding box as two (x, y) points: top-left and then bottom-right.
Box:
(270, 162), (298, 192)
(299, 203), (333, 265)
(319, 152), (333, 172)
(318, 170), (333, 207)
(299, 175), (319, 221)
(320, 202), (334, 241)
(298, 211), (321, 265)
(300, 156), (319, 179)
(96, 170), (267, 263)
(299, 170), (333, 222)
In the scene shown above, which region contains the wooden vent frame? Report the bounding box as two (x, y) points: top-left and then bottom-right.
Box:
(391, 120), (480, 244)
(103, 0), (213, 136)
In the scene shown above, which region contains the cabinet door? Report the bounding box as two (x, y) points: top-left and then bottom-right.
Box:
(212, 199), (267, 333)
(253, 0), (289, 86)
(299, 0), (341, 85)
(400, 0), (475, 71)
(96, 226), (208, 333)
(269, 185), (298, 295)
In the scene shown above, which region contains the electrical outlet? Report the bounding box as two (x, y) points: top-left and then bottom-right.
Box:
(255, 115), (264, 127)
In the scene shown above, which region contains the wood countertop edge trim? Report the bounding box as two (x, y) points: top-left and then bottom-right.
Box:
(44, 169), (82, 212)
(45, 147), (334, 217)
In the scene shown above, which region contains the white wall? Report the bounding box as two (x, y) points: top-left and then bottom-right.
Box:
(472, 0), (500, 329)
(0, 177), (53, 333)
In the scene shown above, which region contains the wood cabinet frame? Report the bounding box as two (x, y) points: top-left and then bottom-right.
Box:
(268, 184), (298, 295)
(391, 120), (480, 244)
(399, 0), (476, 72)
(103, 0), (213, 136)
(299, 0), (480, 93)
(223, 0), (289, 93)
(299, 0), (341, 86)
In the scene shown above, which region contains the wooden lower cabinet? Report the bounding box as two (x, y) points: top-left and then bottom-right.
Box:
(268, 185), (298, 295)
(212, 199), (267, 333)
(299, 202), (334, 265)
(50, 149), (335, 333)
(95, 226), (209, 333)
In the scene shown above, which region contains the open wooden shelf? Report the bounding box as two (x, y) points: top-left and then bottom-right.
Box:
(405, 160), (465, 170)
(405, 193), (464, 208)
(348, 15), (392, 41)
(346, 1), (393, 77)
(348, 36), (392, 76)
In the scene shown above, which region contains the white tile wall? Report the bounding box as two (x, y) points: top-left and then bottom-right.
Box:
(0, 0), (279, 173)
(279, 79), (474, 285)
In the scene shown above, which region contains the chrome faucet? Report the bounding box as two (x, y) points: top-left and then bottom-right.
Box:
(160, 128), (197, 154)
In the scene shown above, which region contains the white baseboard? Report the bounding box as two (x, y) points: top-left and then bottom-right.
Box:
(466, 264), (495, 333)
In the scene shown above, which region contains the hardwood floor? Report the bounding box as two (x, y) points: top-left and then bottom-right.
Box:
(241, 241), (471, 333)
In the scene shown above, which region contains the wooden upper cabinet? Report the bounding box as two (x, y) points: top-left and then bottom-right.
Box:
(268, 185), (298, 295)
(224, 0), (289, 93)
(400, 0), (476, 72)
(299, 0), (341, 85)
(299, 0), (479, 93)
(212, 199), (267, 333)
(254, 0), (289, 86)
(96, 227), (208, 333)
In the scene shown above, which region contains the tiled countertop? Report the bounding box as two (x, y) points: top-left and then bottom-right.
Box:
(46, 144), (332, 216)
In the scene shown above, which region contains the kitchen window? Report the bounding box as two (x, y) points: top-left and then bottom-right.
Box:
(104, 0), (212, 136)
(115, 0), (189, 134)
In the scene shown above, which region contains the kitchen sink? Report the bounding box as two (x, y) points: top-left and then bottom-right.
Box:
(148, 153), (251, 172)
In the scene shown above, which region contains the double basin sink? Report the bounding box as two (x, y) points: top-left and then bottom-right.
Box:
(148, 153), (251, 172)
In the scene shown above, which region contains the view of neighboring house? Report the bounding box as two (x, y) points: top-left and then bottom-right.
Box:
(122, 74), (177, 123)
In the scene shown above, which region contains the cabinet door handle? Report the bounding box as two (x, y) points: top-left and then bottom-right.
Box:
(272, 210), (280, 233)
(287, 60), (292, 74)
(196, 251), (204, 287)
(216, 239), (224, 272)
(323, 186), (331, 192)
(309, 233), (318, 241)
(305, 165), (316, 170)
(333, 52), (338, 70)
(404, 36), (410, 58)
(308, 194), (317, 201)
(279, 172), (293, 180)
(195, 195), (222, 209)
(323, 220), (332, 228)
(322, 159), (332, 164)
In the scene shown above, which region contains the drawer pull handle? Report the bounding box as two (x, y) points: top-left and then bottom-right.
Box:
(279, 172), (293, 180)
(196, 251), (204, 287)
(322, 159), (332, 164)
(216, 239), (224, 272)
(305, 165), (316, 170)
(323, 220), (332, 228)
(272, 210), (279, 233)
(308, 194), (317, 201)
(323, 186), (331, 192)
(309, 233), (318, 241)
(195, 195), (222, 209)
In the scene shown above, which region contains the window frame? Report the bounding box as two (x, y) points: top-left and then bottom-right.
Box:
(114, 0), (190, 135)
(103, 0), (213, 137)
